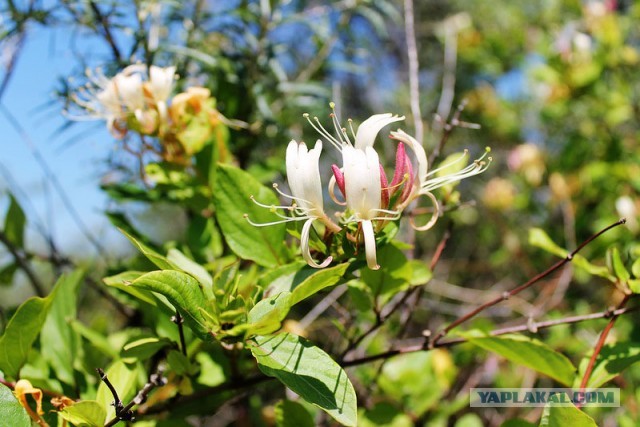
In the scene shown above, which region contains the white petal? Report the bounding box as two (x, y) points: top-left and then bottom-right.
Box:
(149, 66), (176, 102)
(390, 129), (428, 186)
(354, 113), (405, 150)
(114, 73), (144, 111)
(343, 145), (381, 219)
(286, 140), (324, 215)
(301, 219), (332, 268)
(361, 220), (379, 270)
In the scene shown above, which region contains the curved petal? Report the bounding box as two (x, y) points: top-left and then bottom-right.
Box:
(361, 219), (379, 270)
(409, 191), (440, 231)
(301, 219), (333, 268)
(354, 113), (405, 150)
(286, 140), (324, 215)
(149, 66), (176, 102)
(390, 130), (428, 186)
(343, 145), (381, 219)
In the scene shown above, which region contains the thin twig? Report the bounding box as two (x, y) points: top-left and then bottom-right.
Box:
(428, 218), (627, 348)
(579, 293), (632, 392)
(403, 0), (423, 140)
(88, 1), (122, 63)
(0, 229), (46, 297)
(104, 370), (167, 427)
(96, 368), (125, 418)
(172, 311), (187, 356)
(343, 304), (638, 367)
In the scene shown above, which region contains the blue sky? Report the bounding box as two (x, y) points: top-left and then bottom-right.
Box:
(1, 24), (125, 257)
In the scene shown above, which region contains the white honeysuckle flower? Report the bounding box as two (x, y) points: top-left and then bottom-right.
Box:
(341, 144), (387, 270)
(114, 73), (145, 121)
(286, 140), (325, 216)
(148, 66), (176, 102)
(247, 103), (490, 270)
(246, 140), (339, 269)
(390, 129), (491, 230)
(148, 66), (176, 121)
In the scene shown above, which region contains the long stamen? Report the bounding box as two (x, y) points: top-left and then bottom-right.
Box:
(243, 213), (309, 227)
(303, 113), (342, 151)
(347, 118), (356, 140)
(249, 195), (295, 212)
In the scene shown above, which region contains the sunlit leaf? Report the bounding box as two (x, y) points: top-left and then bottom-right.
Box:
(251, 333), (357, 426)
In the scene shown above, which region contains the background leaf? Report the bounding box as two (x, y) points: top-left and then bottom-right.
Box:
(275, 399), (315, 427)
(463, 333), (576, 386)
(214, 164), (287, 267)
(539, 400), (597, 427)
(3, 194), (26, 247)
(251, 333), (357, 426)
(59, 400), (106, 427)
(41, 270), (84, 386)
(574, 342), (640, 388)
(0, 383), (31, 427)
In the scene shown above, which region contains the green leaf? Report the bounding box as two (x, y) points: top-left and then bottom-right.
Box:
(0, 262), (18, 285)
(119, 229), (177, 270)
(528, 228), (567, 258)
(214, 164), (287, 267)
(103, 271), (157, 306)
(41, 270), (84, 386)
(0, 292), (55, 379)
(251, 333), (357, 426)
(167, 248), (213, 292)
(571, 255), (614, 281)
(246, 292), (292, 336)
(501, 420), (537, 427)
(130, 270), (213, 339)
(360, 245), (413, 303)
(608, 247), (630, 281)
(122, 337), (173, 362)
(275, 400), (315, 427)
(462, 332), (576, 386)
(631, 258), (640, 278)
(575, 342), (640, 388)
(539, 400), (597, 427)
(289, 263), (349, 306)
(408, 260), (432, 286)
(59, 400), (106, 427)
(0, 383), (30, 427)
(4, 194), (26, 247)
(70, 320), (118, 358)
(96, 360), (138, 422)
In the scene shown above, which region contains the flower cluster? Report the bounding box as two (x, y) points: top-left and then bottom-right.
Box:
(70, 64), (176, 138)
(70, 64), (233, 164)
(247, 104), (491, 270)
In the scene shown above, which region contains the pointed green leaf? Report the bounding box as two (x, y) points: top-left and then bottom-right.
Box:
(41, 270), (84, 386)
(631, 258), (640, 278)
(528, 228), (567, 258)
(4, 194), (26, 247)
(251, 333), (357, 426)
(0, 383), (30, 427)
(59, 400), (106, 427)
(119, 229), (177, 270)
(539, 400), (597, 427)
(130, 270), (212, 339)
(167, 248), (213, 290)
(609, 247), (630, 281)
(0, 285), (59, 379)
(214, 164), (287, 267)
(246, 292), (292, 336)
(290, 263), (349, 305)
(462, 332), (576, 386)
(575, 342), (640, 388)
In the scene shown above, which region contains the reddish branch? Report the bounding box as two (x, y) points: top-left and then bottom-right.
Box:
(579, 293), (632, 392)
(428, 218), (627, 348)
